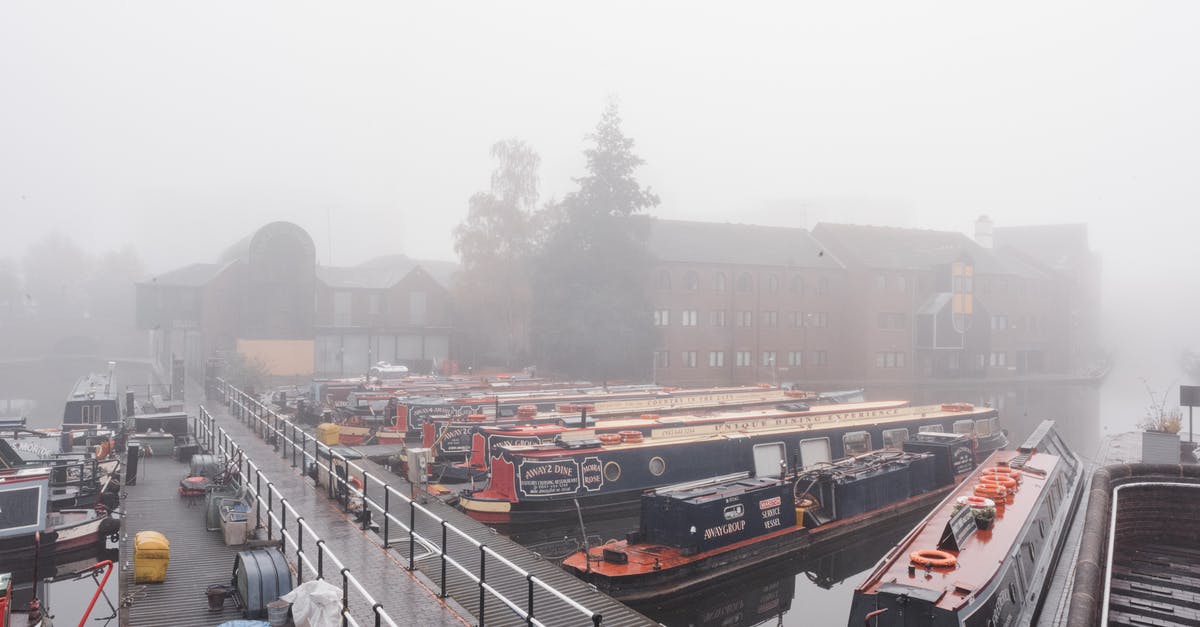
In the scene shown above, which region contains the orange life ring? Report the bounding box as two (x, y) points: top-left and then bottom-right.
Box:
(974, 483), (1007, 499)
(618, 430), (644, 444)
(910, 549), (957, 568)
(349, 477), (363, 492)
(980, 474), (1018, 490)
(984, 466), (1022, 481)
(958, 495), (994, 509)
(597, 433), (622, 445)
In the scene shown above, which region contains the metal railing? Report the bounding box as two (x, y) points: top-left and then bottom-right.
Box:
(195, 405), (398, 627)
(213, 379), (604, 627)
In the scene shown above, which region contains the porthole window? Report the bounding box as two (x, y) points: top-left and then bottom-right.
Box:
(604, 461), (622, 482)
(649, 456), (667, 476)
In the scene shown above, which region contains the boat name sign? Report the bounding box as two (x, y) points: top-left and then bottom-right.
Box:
(652, 407), (909, 439)
(517, 457), (604, 497)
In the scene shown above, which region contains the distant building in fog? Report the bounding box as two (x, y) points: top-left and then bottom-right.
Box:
(648, 218), (1099, 386)
(135, 221), (456, 378)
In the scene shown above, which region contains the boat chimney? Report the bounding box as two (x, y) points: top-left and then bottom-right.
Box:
(580, 405), (588, 429)
(974, 215), (994, 249)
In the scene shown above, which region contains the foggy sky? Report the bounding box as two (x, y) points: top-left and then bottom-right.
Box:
(4, 2), (1200, 366)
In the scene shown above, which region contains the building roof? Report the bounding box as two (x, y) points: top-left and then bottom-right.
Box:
(317, 255), (459, 290)
(646, 219), (844, 269)
(145, 262), (230, 287)
(813, 223), (1053, 279)
(993, 223), (1091, 272)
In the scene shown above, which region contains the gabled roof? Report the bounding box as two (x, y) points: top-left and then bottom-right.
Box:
(646, 219), (844, 269)
(813, 223), (994, 271)
(317, 255), (459, 290)
(143, 262), (231, 287)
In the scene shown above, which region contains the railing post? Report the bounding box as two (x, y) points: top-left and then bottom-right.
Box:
(340, 568), (349, 627)
(317, 540), (325, 579)
(255, 471), (262, 530)
(280, 498), (287, 538)
(291, 423), (298, 467)
(526, 574), (535, 626)
(409, 502), (416, 571)
(296, 517), (304, 584)
(479, 544), (487, 627)
(440, 521), (448, 598)
(372, 603), (382, 627)
(267, 484), (274, 541)
(383, 486), (390, 547)
(361, 470), (370, 531)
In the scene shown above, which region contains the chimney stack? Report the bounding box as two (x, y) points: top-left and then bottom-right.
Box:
(975, 215), (994, 249)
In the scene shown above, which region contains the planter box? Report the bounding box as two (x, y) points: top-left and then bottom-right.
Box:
(1142, 430), (1181, 464)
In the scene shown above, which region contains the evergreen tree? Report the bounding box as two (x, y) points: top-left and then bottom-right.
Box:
(531, 101), (659, 380)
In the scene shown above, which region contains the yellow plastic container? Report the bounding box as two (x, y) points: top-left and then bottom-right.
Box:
(316, 423), (340, 446)
(134, 531), (170, 583)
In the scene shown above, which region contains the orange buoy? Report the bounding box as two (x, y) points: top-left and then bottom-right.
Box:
(598, 433), (622, 445)
(910, 549), (957, 568)
(618, 430), (644, 444)
(980, 474), (1018, 491)
(974, 483), (1007, 500)
(639, 414), (661, 421)
(957, 495), (995, 509)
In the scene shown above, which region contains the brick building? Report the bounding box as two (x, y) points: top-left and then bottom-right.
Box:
(645, 220), (848, 386)
(648, 218), (1097, 386)
(135, 222), (455, 378)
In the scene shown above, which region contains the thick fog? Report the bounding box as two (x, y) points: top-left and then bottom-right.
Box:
(3, 2), (1200, 431)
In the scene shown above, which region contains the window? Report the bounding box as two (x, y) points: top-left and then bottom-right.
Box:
(975, 419), (993, 436)
(710, 310), (727, 327)
(896, 275), (907, 292)
(736, 311), (753, 327)
(709, 351), (725, 367)
(787, 311), (802, 328)
(735, 351), (752, 367)
(409, 291), (427, 325)
(680, 310), (698, 327)
(810, 350), (828, 366)
(875, 274), (887, 290)
(714, 272), (727, 292)
(334, 291), (352, 327)
(790, 276), (805, 295)
(649, 456), (667, 476)
(761, 351), (776, 367)
(877, 312), (907, 330)
(368, 293), (382, 315)
(953, 420), (975, 435)
(681, 351), (697, 368)
(654, 351), (670, 369)
(990, 351), (1008, 367)
(656, 270), (671, 290)
(808, 312), (828, 328)
(654, 309), (670, 326)
(875, 352), (906, 368)
(737, 272), (754, 293)
(683, 271), (699, 291)
(991, 315), (1008, 332)
(767, 275), (780, 293)
(883, 428), (910, 449)
(761, 311), (777, 328)
(787, 351), (803, 367)
(817, 277), (829, 296)
(843, 431), (872, 456)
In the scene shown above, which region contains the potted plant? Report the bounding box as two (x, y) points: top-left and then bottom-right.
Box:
(971, 505), (996, 531)
(1138, 379), (1183, 464)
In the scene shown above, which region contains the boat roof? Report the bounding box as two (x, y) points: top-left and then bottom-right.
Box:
(856, 447), (1064, 611)
(505, 402), (993, 459)
(67, 373), (119, 402)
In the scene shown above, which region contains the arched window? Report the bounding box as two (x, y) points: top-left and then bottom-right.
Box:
(767, 274), (779, 293)
(656, 270), (671, 290)
(790, 275), (805, 295)
(714, 272), (727, 292)
(737, 272), (754, 293)
(817, 277), (830, 296)
(684, 271), (699, 291)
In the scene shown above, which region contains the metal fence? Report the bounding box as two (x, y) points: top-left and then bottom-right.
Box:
(195, 405), (398, 627)
(211, 379), (604, 627)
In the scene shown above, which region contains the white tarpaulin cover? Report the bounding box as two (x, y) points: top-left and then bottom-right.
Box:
(281, 579), (343, 627)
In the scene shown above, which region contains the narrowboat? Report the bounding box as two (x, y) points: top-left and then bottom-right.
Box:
(0, 467), (119, 565)
(459, 402), (1005, 523)
(62, 370), (122, 430)
(847, 420), (1083, 627)
(1, 434), (119, 511)
(562, 432), (977, 600)
(425, 386), (818, 468)
(436, 398), (892, 483)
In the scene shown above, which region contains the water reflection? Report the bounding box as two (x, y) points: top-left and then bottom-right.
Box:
(8, 547), (119, 626)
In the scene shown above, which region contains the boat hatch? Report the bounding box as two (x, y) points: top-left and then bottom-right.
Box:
(753, 442), (786, 478)
(800, 437), (831, 469)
